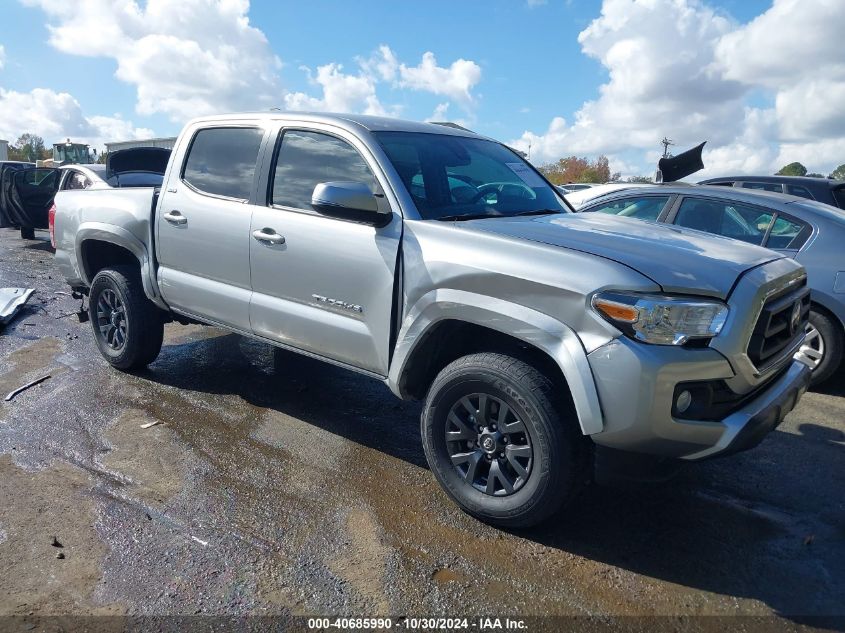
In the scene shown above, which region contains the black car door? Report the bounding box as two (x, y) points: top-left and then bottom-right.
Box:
(8, 168), (60, 229)
(0, 164), (32, 228)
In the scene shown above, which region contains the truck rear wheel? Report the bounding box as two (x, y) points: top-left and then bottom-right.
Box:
(421, 352), (589, 528)
(20, 227), (35, 240)
(89, 266), (164, 370)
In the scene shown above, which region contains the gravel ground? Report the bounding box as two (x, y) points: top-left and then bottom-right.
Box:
(0, 228), (843, 631)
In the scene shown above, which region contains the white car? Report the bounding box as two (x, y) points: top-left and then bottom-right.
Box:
(564, 183), (651, 209)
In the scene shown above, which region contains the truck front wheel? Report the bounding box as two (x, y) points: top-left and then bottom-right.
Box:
(89, 266), (164, 370)
(421, 352), (589, 528)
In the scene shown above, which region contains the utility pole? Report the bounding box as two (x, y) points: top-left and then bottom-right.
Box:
(661, 136), (674, 159)
(527, 141), (532, 161)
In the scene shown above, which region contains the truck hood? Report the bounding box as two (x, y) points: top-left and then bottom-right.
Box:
(466, 213), (782, 299)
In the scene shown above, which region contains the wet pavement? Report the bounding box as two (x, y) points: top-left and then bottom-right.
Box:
(0, 228), (843, 629)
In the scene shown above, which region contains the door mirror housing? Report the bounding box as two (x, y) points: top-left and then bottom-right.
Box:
(311, 181), (384, 218)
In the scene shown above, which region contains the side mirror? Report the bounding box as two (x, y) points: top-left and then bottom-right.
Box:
(311, 181), (381, 215)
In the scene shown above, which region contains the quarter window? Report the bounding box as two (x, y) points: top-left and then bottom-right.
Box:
(588, 195), (671, 221)
(674, 198), (774, 246)
(182, 127), (264, 200)
(272, 130), (376, 210)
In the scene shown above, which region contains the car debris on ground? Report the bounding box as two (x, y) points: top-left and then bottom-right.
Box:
(4, 374), (51, 402)
(0, 288), (35, 326)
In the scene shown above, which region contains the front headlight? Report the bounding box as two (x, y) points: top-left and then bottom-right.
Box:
(591, 291), (729, 345)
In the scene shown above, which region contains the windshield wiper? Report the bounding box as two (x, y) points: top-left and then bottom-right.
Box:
(511, 208), (564, 217)
(435, 212), (503, 222)
(435, 208), (564, 222)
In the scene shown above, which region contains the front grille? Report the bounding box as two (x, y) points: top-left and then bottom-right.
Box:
(747, 279), (810, 370)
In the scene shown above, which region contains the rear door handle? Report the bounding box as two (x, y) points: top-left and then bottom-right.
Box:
(252, 228), (285, 245)
(163, 210), (187, 225)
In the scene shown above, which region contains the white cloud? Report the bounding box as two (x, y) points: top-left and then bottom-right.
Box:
(425, 102), (451, 122)
(284, 63), (392, 116)
(512, 0), (845, 177)
(22, 0), (284, 122)
(0, 87), (153, 150)
(23, 0), (483, 123)
(511, 0), (742, 165)
(396, 52), (482, 106)
(287, 46), (482, 117)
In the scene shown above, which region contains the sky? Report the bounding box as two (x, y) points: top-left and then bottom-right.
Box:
(0, 0), (843, 179)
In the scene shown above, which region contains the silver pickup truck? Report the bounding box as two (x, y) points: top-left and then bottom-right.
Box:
(53, 113), (812, 527)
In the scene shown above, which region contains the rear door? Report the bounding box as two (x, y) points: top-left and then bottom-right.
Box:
(667, 195), (775, 246)
(248, 124), (402, 375)
(8, 168), (60, 228)
(156, 124), (268, 331)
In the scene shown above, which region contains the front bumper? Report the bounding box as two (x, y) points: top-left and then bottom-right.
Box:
(587, 335), (811, 460)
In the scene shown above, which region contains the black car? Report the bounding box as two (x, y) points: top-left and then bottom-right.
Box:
(699, 175), (845, 209)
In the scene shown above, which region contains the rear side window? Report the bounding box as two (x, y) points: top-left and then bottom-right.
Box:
(588, 195), (671, 221)
(674, 197), (774, 245)
(741, 181), (783, 193)
(64, 171), (91, 190)
(182, 127), (264, 200)
(765, 215), (807, 250)
(271, 130), (375, 210)
(786, 184), (814, 199)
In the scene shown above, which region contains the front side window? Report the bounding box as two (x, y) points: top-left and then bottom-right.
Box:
(674, 197), (774, 245)
(272, 130), (376, 210)
(588, 195), (671, 221)
(374, 131), (566, 220)
(182, 127), (264, 200)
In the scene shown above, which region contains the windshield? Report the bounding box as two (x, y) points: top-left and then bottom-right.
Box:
(373, 131), (567, 220)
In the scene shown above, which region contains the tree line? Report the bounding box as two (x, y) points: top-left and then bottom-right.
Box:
(776, 162), (845, 180)
(538, 155), (653, 184)
(5, 134), (51, 162)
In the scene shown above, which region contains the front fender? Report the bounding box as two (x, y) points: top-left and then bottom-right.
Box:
(388, 288), (604, 435)
(76, 222), (167, 310)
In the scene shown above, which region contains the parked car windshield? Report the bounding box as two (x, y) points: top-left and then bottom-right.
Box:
(373, 131), (567, 220)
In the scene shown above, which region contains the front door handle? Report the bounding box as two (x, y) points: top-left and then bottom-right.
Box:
(252, 228), (285, 245)
(163, 210), (187, 225)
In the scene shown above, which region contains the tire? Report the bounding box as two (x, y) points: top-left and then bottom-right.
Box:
(89, 266), (164, 370)
(800, 309), (843, 386)
(421, 352), (589, 528)
(20, 227), (35, 239)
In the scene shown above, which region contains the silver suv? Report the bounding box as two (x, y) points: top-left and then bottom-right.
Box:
(52, 113), (812, 527)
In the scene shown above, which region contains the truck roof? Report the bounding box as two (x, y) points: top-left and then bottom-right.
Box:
(185, 111), (484, 139)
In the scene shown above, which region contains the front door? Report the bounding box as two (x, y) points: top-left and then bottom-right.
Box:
(249, 126), (402, 375)
(156, 125), (266, 331)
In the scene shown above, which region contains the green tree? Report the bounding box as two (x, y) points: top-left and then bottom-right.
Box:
(10, 133), (48, 162)
(830, 164), (845, 180)
(776, 162), (807, 177)
(539, 154), (615, 184)
(806, 172), (825, 178)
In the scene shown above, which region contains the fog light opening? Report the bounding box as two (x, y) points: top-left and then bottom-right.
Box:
(676, 390), (693, 414)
